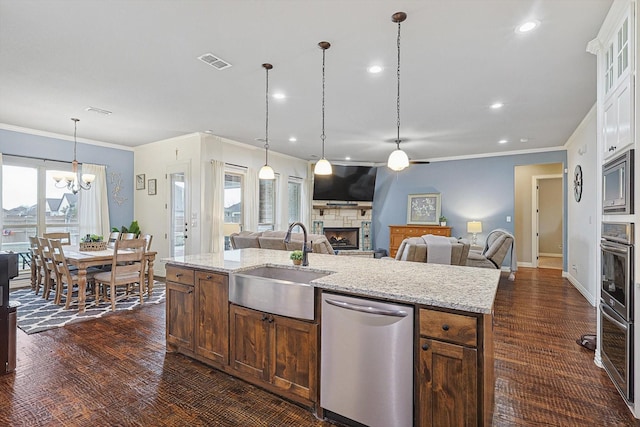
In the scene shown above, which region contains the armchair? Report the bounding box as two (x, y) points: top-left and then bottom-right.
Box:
(466, 229), (517, 280)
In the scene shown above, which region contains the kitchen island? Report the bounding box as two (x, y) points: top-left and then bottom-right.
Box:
(165, 248), (500, 426)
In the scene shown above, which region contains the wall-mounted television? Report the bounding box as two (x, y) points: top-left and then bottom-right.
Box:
(313, 165), (377, 202)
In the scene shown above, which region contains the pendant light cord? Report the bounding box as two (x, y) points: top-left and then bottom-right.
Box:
(265, 66), (270, 165)
(396, 19), (401, 150)
(321, 47), (326, 158)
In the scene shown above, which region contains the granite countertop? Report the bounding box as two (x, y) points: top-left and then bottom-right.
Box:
(165, 248), (501, 314)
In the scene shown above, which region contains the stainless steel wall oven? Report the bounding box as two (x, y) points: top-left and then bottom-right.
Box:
(600, 222), (634, 402)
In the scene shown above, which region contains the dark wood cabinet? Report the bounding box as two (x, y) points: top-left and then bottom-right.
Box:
(419, 338), (478, 427)
(166, 274), (195, 353)
(195, 271), (229, 365)
(417, 307), (493, 427)
(230, 304), (269, 381)
(230, 304), (318, 403)
(389, 225), (452, 258)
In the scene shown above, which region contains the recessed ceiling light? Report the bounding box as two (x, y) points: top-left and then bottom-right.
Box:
(273, 93), (286, 100)
(516, 20), (540, 34)
(345, 156), (351, 161)
(367, 65), (383, 74)
(204, 130), (215, 134)
(499, 139), (508, 144)
(289, 137), (297, 142)
(520, 137), (529, 143)
(490, 102), (504, 109)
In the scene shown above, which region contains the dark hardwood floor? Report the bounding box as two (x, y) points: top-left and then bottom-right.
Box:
(1, 267), (639, 426)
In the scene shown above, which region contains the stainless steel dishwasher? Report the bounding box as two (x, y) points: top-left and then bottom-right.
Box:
(320, 292), (414, 427)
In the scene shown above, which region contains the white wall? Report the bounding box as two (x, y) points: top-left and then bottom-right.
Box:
(135, 132), (310, 276)
(565, 105), (598, 306)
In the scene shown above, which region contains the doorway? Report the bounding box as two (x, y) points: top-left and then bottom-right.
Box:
(533, 175), (563, 269)
(514, 163), (564, 269)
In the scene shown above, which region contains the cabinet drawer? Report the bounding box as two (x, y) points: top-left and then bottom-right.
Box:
(419, 308), (477, 347)
(166, 265), (195, 285)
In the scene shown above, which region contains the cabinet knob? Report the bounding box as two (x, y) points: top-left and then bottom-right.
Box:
(609, 146), (616, 152)
(268, 316), (274, 323)
(206, 275), (213, 280)
(261, 314), (268, 321)
(442, 324), (450, 331)
(175, 273), (183, 277)
(421, 343), (429, 351)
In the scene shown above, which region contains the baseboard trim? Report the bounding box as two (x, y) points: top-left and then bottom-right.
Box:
(563, 271), (596, 307)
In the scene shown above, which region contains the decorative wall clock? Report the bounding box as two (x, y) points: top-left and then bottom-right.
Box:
(573, 165), (583, 202)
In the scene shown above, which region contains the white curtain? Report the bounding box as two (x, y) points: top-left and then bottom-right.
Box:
(244, 168), (258, 231)
(302, 177), (311, 228)
(211, 160), (224, 252)
(0, 153), (3, 248)
(79, 163), (109, 238)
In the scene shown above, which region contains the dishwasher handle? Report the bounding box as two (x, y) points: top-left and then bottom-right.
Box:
(325, 298), (409, 317)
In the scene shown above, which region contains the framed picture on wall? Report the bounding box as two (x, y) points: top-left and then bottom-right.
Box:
(148, 179), (157, 195)
(407, 193), (441, 225)
(136, 174), (145, 190)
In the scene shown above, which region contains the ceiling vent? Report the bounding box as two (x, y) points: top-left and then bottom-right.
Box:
(197, 53), (232, 70)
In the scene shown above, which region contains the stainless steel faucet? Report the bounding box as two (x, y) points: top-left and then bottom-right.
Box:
(284, 222), (312, 266)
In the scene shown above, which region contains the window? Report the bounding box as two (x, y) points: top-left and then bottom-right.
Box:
(605, 43), (614, 94)
(288, 179), (302, 224)
(258, 178), (276, 231)
(224, 172), (242, 250)
(617, 18), (629, 78)
(2, 157), (80, 264)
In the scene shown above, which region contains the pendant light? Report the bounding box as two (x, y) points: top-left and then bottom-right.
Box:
(314, 41), (332, 175)
(258, 63), (275, 180)
(52, 118), (96, 194)
(387, 12), (410, 172)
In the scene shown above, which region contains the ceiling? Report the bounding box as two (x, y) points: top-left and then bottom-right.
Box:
(0, 0), (612, 164)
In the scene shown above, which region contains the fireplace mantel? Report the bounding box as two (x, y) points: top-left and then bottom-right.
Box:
(312, 202), (372, 216)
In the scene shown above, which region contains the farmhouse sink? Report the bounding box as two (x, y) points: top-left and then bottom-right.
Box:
(229, 266), (330, 321)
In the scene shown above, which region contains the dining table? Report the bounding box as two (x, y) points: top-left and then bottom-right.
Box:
(63, 246), (157, 313)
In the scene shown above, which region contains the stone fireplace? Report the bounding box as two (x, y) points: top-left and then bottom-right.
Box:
(323, 227), (359, 250)
(311, 201), (372, 251)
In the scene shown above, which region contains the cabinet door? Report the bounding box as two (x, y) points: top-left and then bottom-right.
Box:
(195, 271), (229, 365)
(270, 314), (318, 402)
(230, 305), (269, 381)
(419, 338), (477, 427)
(166, 281), (195, 352)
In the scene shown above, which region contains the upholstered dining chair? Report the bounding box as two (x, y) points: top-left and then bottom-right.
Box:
(93, 238), (146, 311)
(48, 238), (98, 309)
(43, 232), (71, 245)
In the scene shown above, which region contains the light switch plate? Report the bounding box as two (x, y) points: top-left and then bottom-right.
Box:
(506, 216), (512, 222)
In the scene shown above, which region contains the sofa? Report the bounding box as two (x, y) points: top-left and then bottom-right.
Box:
(394, 235), (470, 266)
(229, 230), (335, 254)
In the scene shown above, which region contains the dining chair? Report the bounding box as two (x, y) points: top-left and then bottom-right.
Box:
(93, 238), (146, 311)
(48, 238), (98, 309)
(140, 234), (152, 251)
(28, 236), (44, 295)
(43, 232), (71, 245)
(37, 237), (61, 304)
(120, 233), (136, 240)
(107, 231), (120, 248)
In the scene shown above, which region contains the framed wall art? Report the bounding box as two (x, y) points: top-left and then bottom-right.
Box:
(407, 193), (441, 225)
(148, 179), (157, 195)
(136, 174), (145, 190)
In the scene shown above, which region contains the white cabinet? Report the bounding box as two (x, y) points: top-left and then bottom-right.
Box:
(603, 76), (633, 158)
(602, 11), (634, 160)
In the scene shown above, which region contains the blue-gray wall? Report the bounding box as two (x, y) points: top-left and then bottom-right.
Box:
(372, 151), (567, 266)
(0, 129), (134, 229)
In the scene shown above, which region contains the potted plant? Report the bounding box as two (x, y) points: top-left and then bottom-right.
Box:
(290, 250), (304, 265)
(439, 215), (447, 226)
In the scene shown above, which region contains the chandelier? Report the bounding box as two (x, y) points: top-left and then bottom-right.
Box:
(53, 118), (95, 194)
(387, 12), (410, 172)
(314, 41), (332, 175)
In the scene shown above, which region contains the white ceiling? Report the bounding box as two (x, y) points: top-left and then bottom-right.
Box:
(0, 0), (612, 163)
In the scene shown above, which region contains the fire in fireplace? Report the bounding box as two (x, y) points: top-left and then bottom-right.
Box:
(323, 227), (359, 250)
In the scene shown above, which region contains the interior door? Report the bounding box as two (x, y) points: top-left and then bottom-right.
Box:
(168, 164), (190, 258)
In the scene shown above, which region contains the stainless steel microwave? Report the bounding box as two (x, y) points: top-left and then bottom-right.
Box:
(603, 149), (634, 214)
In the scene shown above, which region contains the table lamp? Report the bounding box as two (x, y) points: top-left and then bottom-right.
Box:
(467, 221), (482, 245)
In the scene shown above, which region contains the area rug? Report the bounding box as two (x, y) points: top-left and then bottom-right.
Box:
(10, 282), (165, 334)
